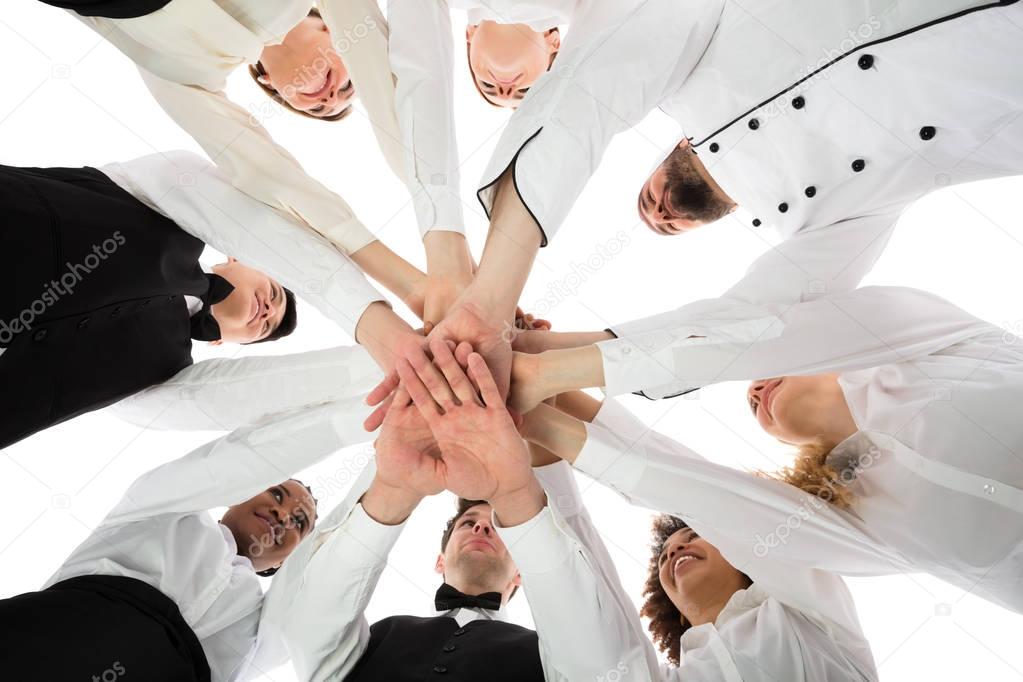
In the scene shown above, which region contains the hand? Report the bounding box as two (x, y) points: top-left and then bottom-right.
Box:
(372, 385), (445, 499)
(426, 299), (513, 399)
(508, 351), (554, 415)
(398, 339), (536, 505)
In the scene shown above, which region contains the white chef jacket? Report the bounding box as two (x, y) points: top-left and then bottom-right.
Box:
(387, 0), (635, 238)
(477, 0), (1023, 284)
(99, 151), (385, 339)
(259, 458), (640, 682)
(71, 0), (406, 254)
(43, 400), (373, 682)
(584, 288), (1023, 615)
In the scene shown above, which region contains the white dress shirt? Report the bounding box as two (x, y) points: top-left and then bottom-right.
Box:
(100, 151), (385, 339)
(71, 0), (405, 254)
(44, 400), (373, 682)
(580, 400), (879, 681)
(387, 0), (631, 239)
(260, 459), (638, 682)
(583, 289), (1023, 615)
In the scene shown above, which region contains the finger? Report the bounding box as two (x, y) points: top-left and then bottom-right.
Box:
(396, 357), (443, 419)
(423, 320), (435, 335)
(362, 393), (393, 431)
(454, 341), (474, 367)
(405, 344), (459, 409)
(533, 318), (552, 331)
(468, 353), (502, 408)
(430, 337), (481, 405)
(366, 371), (399, 406)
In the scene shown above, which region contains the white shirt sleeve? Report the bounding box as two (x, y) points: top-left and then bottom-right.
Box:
(476, 0), (723, 244)
(495, 467), (653, 682)
(101, 151), (385, 339)
(578, 399), (906, 646)
(260, 460), (406, 682)
(387, 0), (465, 237)
(599, 286), (992, 398)
(112, 347), (380, 432)
(138, 70), (379, 255)
(104, 402), (368, 525)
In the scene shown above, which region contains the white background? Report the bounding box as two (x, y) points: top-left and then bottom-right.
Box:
(2, 3), (1023, 681)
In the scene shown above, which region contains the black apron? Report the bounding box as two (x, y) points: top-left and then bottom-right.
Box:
(0, 574), (211, 681)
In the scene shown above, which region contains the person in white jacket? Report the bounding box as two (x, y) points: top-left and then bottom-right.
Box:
(509, 286), (1023, 617)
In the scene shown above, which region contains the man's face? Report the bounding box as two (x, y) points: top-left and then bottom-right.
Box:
(221, 480), (316, 573)
(210, 258), (288, 344)
(436, 504), (520, 593)
(467, 22), (560, 108)
(638, 141), (736, 235)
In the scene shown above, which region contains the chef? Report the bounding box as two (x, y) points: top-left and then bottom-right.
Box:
(464, 0), (1022, 380)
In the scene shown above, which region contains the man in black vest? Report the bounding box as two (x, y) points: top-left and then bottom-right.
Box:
(262, 337), (644, 682)
(0, 161), (297, 449)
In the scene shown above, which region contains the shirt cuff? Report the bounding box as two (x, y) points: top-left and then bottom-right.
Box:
(326, 502), (407, 568)
(575, 423), (648, 495)
(494, 506), (576, 575)
(595, 333), (681, 397)
(411, 183), (466, 238)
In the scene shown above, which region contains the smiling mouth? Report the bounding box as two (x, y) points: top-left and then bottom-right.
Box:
(673, 554), (701, 579)
(761, 378), (783, 420)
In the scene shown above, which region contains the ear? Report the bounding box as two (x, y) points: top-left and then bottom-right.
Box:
(545, 29), (561, 52)
(466, 24), (478, 42)
(209, 339), (224, 347)
(227, 256), (239, 264)
(435, 554), (446, 575)
(512, 572), (522, 588)
(677, 137), (691, 150)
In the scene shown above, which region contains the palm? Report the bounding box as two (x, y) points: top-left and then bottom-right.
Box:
(375, 402), (444, 498)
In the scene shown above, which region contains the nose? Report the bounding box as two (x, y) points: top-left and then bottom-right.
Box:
(473, 520), (493, 536)
(489, 70), (522, 96)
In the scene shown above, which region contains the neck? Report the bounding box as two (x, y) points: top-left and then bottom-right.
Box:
(679, 584), (741, 628)
(446, 577), (508, 606)
(821, 388), (859, 447)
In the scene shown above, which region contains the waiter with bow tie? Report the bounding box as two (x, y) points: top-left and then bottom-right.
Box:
(0, 151), (398, 449)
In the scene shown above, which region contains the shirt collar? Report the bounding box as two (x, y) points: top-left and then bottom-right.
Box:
(679, 583), (770, 651)
(218, 522), (255, 572)
(431, 605), (510, 625)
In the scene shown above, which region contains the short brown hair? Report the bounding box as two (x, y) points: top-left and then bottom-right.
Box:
(248, 7), (353, 123)
(466, 28), (559, 108)
(441, 498), (488, 552)
(640, 515), (751, 666)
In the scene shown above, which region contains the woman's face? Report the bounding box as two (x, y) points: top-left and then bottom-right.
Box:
(221, 480), (316, 573)
(657, 528), (748, 623)
(467, 22), (560, 108)
(746, 374), (849, 445)
(259, 16), (355, 118)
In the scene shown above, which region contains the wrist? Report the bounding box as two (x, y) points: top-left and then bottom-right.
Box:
(361, 478), (422, 526)
(491, 477), (547, 528)
(425, 232), (472, 274)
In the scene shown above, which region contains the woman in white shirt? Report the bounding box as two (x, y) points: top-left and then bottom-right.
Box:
(38, 0), (415, 283)
(0, 400), (369, 681)
(509, 286), (1023, 616)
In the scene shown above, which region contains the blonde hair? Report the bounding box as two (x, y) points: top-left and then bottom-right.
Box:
(764, 440), (855, 510)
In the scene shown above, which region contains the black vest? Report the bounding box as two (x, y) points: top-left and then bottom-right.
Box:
(36, 0), (173, 19)
(346, 615), (545, 682)
(1, 165), (209, 448)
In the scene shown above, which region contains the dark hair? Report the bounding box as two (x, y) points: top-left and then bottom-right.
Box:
(256, 479), (319, 578)
(467, 28), (559, 108)
(249, 288), (298, 345)
(663, 146), (734, 224)
(248, 7), (354, 123)
(439, 498), (519, 600)
(640, 515), (751, 666)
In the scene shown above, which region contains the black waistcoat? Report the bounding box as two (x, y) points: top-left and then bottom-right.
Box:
(36, 0), (173, 19)
(1, 165), (207, 448)
(345, 615), (545, 682)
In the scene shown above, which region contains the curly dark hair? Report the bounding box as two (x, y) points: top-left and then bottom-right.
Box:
(640, 515), (751, 666)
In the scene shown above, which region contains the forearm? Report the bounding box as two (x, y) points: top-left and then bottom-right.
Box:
(360, 477), (423, 526)
(540, 346), (607, 396)
(354, 302), (422, 372)
(522, 403), (589, 465)
(351, 241), (427, 319)
(490, 476), (548, 528)
(467, 170), (542, 319)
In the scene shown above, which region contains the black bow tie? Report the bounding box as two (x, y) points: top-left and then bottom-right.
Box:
(189, 273), (236, 342)
(434, 583), (502, 612)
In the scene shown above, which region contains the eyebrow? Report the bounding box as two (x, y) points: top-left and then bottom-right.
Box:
(280, 483), (292, 498)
